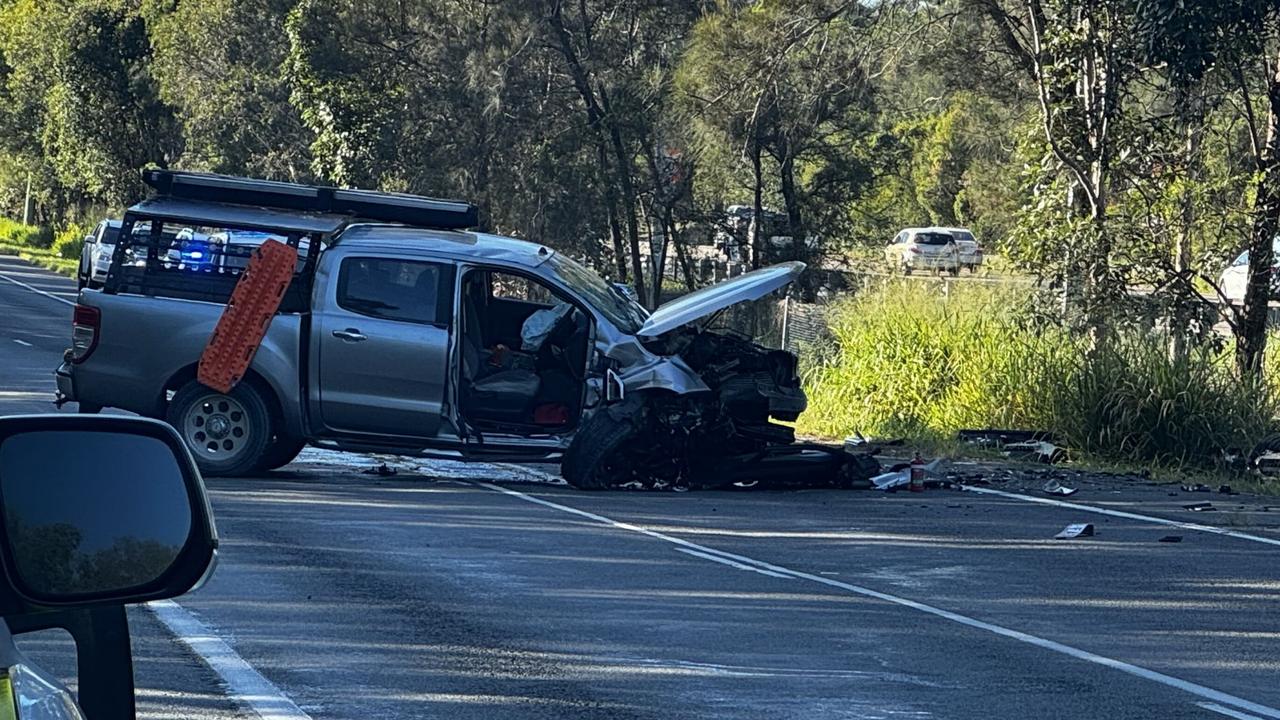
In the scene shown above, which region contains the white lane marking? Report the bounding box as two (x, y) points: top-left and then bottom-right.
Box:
(477, 482), (1280, 719)
(1200, 702), (1269, 720)
(12, 339), (31, 347)
(674, 547), (793, 579)
(148, 600), (312, 720)
(962, 485), (1280, 548)
(0, 269), (75, 306)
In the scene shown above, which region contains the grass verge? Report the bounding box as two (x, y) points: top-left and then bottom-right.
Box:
(0, 243), (78, 277)
(797, 280), (1279, 483)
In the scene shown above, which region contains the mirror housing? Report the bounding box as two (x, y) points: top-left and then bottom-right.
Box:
(611, 282), (639, 302)
(0, 415), (217, 613)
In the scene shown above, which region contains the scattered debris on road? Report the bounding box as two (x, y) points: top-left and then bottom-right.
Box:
(871, 458), (942, 491)
(1042, 479), (1078, 496)
(1055, 523), (1095, 539)
(956, 429), (1067, 464)
(362, 462), (399, 477)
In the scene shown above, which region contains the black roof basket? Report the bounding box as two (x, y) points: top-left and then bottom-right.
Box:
(141, 169), (479, 230)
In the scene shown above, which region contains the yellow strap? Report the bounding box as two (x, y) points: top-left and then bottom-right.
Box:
(0, 670), (18, 720)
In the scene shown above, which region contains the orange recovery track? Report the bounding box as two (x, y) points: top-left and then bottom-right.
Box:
(197, 239), (299, 393)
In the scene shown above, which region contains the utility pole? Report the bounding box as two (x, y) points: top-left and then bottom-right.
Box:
(22, 172), (32, 226)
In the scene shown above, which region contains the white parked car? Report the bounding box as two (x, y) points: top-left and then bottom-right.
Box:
(77, 219), (123, 289)
(1219, 237), (1280, 305)
(938, 226), (984, 272)
(885, 227), (960, 275)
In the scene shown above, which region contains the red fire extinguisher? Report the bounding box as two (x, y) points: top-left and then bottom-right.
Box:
(909, 452), (926, 493)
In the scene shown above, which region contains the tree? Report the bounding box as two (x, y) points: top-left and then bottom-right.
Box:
(0, 0), (178, 211)
(146, 0), (313, 181)
(1136, 0), (1280, 376)
(677, 0), (878, 272)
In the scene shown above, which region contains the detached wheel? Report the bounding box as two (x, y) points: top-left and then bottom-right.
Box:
(255, 434), (307, 472)
(167, 381), (272, 477)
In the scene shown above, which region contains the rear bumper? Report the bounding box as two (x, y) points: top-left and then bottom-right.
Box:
(906, 255), (958, 270)
(54, 360), (76, 406)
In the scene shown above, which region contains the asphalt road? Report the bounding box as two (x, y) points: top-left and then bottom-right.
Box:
(0, 254), (1278, 720)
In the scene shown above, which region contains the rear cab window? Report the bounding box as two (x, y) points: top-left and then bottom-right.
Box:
(917, 232), (955, 246)
(337, 258), (456, 326)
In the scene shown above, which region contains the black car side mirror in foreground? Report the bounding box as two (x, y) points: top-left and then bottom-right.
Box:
(0, 415), (218, 720)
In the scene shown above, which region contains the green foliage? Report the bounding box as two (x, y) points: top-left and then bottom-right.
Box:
(52, 222), (87, 259)
(800, 282), (1277, 468)
(0, 217), (52, 247)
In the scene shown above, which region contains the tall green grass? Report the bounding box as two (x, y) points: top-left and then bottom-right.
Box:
(0, 218), (52, 248)
(798, 281), (1277, 469)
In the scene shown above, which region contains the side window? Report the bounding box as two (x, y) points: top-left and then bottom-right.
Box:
(337, 258), (455, 325)
(489, 272), (556, 307)
(893, 231), (906, 245)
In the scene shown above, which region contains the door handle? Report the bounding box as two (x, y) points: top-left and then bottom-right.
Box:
(332, 329), (367, 342)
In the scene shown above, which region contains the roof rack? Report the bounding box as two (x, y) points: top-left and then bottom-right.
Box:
(141, 169), (479, 230)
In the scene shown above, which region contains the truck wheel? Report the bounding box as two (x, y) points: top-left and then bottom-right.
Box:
(255, 434), (307, 472)
(167, 381), (272, 477)
(563, 397), (675, 486)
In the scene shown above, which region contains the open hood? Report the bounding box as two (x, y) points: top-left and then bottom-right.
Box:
(637, 261), (805, 338)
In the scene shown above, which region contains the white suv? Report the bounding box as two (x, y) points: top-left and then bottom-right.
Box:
(938, 227), (984, 272)
(885, 227), (960, 275)
(1219, 237), (1280, 305)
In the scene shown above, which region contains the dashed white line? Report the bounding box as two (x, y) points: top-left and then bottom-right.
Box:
(0, 269), (75, 306)
(1200, 702), (1269, 720)
(11, 339), (31, 347)
(962, 485), (1280, 548)
(148, 600), (311, 720)
(478, 481), (1280, 719)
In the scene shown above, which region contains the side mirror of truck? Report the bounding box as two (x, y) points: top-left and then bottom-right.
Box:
(611, 282), (639, 302)
(0, 415), (217, 611)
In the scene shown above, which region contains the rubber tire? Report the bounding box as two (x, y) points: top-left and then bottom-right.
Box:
(167, 380), (273, 477)
(255, 434), (307, 472)
(561, 403), (643, 490)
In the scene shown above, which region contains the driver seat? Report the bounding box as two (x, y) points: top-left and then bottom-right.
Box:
(461, 283), (541, 423)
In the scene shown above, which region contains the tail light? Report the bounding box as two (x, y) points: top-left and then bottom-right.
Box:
(70, 304), (100, 363)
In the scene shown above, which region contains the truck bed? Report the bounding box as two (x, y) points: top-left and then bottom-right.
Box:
(73, 290), (306, 436)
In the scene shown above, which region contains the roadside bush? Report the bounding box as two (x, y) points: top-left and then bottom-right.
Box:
(798, 281), (1277, 469)
(0, 217), (53, 248)
(52, 222), (88, 260)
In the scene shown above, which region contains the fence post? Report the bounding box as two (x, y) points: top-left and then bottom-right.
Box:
(22, 171), (32, 226)
(780, 294), (791, 351)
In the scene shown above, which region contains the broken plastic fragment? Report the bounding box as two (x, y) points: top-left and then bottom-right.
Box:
(870, 458), (942, 490)
(1054, 522), (1094, 539)
(1042, 479), (1078, 496)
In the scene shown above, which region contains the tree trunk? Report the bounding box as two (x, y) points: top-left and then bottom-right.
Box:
(597, 143), (629, 281)
(778, 150), (805, 263)
(1171, 90), (1203, 362)
(668, 210), (696, 291)
(750, 145), (764, 270)
(1236, 50), (1280, 378)
(605, 112), (647, 307)
(543, 1), (643, 300)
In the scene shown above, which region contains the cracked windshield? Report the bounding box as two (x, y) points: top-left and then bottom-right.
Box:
(0, 0), (1278, 718)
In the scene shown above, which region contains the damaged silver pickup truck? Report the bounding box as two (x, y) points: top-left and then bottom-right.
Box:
(57, 171), (874, 489)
